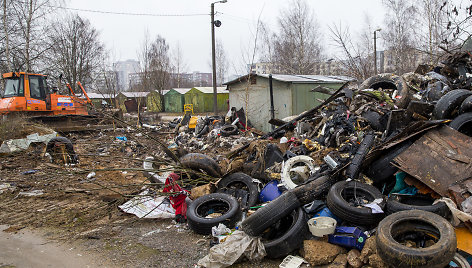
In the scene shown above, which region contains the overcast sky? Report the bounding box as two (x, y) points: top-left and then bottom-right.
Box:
(68, 0), (385, 74)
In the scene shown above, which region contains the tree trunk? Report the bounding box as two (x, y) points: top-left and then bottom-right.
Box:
(25, 0), (33, 72)
(3, 0), (11, 70)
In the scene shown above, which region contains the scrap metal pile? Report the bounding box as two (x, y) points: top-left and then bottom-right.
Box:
(125, 52), (472, 268)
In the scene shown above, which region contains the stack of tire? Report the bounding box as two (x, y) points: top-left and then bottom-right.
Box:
(325, 180), (456, 267)
(432, 89), (472, 136)
(241, 175), (336, 258)
(186, 171), (260, 235)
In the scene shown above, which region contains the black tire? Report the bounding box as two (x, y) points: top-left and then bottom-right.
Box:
(346, 134), (375, 180)
(376, 210), (456, 268)
(433, 89), (472, 119)
(180, 153), (221, 178)
(449, 112), (472, 136)
(242, 191), (301, 237)
(362, 110), (385, 131)
(220, 125), (238, 137)
(360, 73), (411, 108)
(186, 193), (241, 235)
(386, 194), (451, 219)
(327, 181), (385, 226)
(450, 253), (470, 268)
(459, 95), (472, 114)
(364, 139), (414, 184)
(46, 137), (79, 164)
(291, 175), (336, 204)
(216, 172), (260, 208)
(262, 207), (309, 259)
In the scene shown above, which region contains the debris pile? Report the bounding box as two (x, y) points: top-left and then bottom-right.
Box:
(128, 51), (472, 267)
(1, 52), (472, 267)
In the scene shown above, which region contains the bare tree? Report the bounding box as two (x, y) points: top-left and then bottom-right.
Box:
(2, 0), (12, 71)
(9, 0), (61, 71)
(135, 33), (171, 93)
(215, 39), (228, 85)
(329, 21), (374, 80)
(441, 1), (472, 50)
(412, 0), (449, 64)
(382, 0), (419, 74)
(170, 42), (188, 88)
(272, 0), (324, 74)
(46, 14), (105, 91)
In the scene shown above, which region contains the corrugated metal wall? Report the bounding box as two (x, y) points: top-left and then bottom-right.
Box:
(228, 77), (292, 132)
(184, 88), (229, 113)
(164, 89), (185, 113)
(146, 91), (164, 112)
(291, 83), (341, 115)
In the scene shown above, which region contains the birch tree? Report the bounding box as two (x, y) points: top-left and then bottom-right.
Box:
(273, 0), (324, 74)
(382, 0), (419, 74)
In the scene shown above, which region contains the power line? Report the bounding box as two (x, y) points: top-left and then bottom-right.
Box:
(51, 5), (209, 17)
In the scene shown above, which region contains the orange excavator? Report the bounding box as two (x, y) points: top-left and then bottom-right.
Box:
(0, 72), (91, 116)
(0, 72), (111, 132)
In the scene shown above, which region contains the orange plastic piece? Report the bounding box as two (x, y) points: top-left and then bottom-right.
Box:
(455, 227), (472, 255)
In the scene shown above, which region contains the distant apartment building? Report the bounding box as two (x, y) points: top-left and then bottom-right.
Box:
(173, 72), (212, 87)
(379, 49), (432, 73)
(189, 72), (212, 86)
(318, 59), (343, 76)
(248, 62), (281, 74)
(128, 72), (143, 88)
(92, 70), (118, 93)
(113, 59), (140, 91)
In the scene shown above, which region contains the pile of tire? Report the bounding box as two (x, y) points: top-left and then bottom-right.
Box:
(432, 89), (472, 136)
(241, 175), (336, 258)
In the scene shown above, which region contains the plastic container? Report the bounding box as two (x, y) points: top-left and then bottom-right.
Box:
(307, 217), (337, 237)
(259, 180), (282, 203)
(328, 226), (367, 251)
(314, 207), (341, 223)
(188, 116), (198, 129)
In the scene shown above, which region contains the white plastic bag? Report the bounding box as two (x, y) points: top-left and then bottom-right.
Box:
(197, 230), (266, 268)
(119, 190), (175, 219)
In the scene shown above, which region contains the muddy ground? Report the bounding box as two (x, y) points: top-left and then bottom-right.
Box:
(0, 122), (280, 267)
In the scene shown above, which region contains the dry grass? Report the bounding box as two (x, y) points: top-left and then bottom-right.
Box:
(0, 115), (55, 143)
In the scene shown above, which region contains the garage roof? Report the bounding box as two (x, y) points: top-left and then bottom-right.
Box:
(224, 73), (355, 85)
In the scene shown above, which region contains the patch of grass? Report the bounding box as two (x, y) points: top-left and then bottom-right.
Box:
(0, 116), (54, 143)
(127, 243), (161, 259)
(0, 264), (16, 268)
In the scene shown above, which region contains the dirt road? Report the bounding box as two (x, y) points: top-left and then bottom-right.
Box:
(0, 225), (111, 268)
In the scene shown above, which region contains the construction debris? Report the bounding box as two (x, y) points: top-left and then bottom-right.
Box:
(2, 51), (472, 267)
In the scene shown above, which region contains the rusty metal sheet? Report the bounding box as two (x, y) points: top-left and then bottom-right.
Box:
(394, 126), (472, 197)
(124, 99), (138, 112)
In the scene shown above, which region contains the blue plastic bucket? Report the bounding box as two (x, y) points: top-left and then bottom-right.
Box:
(259, 180), (282, 203)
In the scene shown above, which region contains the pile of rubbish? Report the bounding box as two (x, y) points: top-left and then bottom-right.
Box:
(120, 52), (472, 268)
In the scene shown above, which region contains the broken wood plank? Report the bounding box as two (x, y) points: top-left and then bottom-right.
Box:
(394, 126), (472, 196)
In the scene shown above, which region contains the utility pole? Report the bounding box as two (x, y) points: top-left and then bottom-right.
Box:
(211, 0), (227, 115)
(374, 28), (381, 75)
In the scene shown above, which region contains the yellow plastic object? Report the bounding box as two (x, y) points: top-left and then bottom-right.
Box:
(188, 116), (198, 129)
(455, 227), (472, 255)
(184, 104), (193, 114)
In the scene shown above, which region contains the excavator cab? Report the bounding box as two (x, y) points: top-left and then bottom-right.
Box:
(3, 73), (25, 98)
(0, 72), (90, 116)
